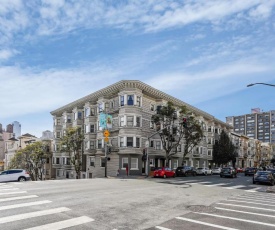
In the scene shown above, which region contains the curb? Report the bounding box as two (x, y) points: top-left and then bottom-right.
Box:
(266, 186), (275, 193)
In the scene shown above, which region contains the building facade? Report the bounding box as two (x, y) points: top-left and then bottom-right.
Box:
(51, 80), (232, 179)
(226, 109), (275, 144)
(12, 121), (21, 138)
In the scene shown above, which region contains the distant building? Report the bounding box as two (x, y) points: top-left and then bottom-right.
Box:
(12, 121), (21, 138)
(41, 130), (54, 140)
(226, 109), (275, 144)
(6, 124), (13, 133)
(0, 123), (3, 133)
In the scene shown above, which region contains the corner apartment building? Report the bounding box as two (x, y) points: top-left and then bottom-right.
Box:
(226, 109), (275, 144)
(51, 80), (232, 179)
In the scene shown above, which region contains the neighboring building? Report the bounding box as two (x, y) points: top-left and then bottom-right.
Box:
(6, 124), (13, 133)
(51, 80), (232, 179)
(0, 123), (3, 133)
(12, 121), (21, 138)
(0, 132), (4, 170)
(4, 137), (20, 169)
(41, 130), (54, 140)
(226, 109), (275, 144)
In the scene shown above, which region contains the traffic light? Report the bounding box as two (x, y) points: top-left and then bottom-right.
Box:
(107, 147), (111, 154)
(182, 118), (187, 128)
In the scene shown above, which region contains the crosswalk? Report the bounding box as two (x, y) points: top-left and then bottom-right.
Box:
(152, 192), (275, 230)
(157, 179), (265, 192)
(0, 182), (94, 229)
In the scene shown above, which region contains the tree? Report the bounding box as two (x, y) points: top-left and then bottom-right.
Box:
(151, 102), (203, 166)
(213, 130), (236, 167)
(60, 127), (84, 179)
(9, 142), (51, 181)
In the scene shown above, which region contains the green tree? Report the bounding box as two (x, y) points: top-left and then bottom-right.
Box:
(60, 127), (84, 179)
(151, 102), (203, 166)
(213, 130), (236, 167)
(10, 142), (51, 181)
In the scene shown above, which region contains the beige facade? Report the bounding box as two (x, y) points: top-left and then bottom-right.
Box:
(51, 80), (232, 179)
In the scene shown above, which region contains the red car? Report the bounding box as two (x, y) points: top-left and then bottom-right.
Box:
(153, 167), (175, 178)
(237, 167), (244, 173)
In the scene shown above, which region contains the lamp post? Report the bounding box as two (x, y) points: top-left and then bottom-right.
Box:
(247, 83), (275, 87)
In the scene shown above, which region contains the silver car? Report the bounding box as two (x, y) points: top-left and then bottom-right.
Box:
(212, 167), (222, 174)
(0, 169), (31, 182)
(196, 167), (212, 175)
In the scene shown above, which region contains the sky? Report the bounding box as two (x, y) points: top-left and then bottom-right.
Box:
(1, 0), (275, 138)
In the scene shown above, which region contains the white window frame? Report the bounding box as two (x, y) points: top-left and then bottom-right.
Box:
(131, 158), (138, 170)
(127, 116), (134, 127)
(85, 107), (90, 117)
(89, 157), (95, 167)
(156, 141), (161, 150)
(136, 96), (141, 107)
(120, 116), (125, 127)
(120, 137), (124, 147)
(100, 157), (105, 167)
(173, 160), (178, 169)
(149, 158), (155, 167)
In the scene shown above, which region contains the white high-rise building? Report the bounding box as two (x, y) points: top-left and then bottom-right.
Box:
(41, 130), (54, 140)
(12, 121), (21, 138)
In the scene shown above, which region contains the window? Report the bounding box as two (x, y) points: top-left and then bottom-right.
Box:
(120, 137), (124, 147)
(127, 137), (133, 147)
(90, 141), (95, 149)
(56, 132), (61, 138)
(127, 95), (134, 105)
(208, 149), (212, 156)
(150, 140), (154, 147)
(127, 116), (134, 126)
(120, 95), (124, 106)
(74, 112), (77, 120)
(136, 137), (140, 148)
(98, 139), (102, 149)
(67, 115), (71, 123)
(150, 104), (155, 111)
(90, 157), (95, 167)
(120, 116), (125, 126)
(156, 105), (162, 114)
(136, 117), (141, 127)
(77, 111), (82, 119)
(56, 157), (60, 164)
(90, 124), (95, 133)
(98, 103), (103, 113)
(137, 96), (141, 107)
(56, 119), (61, 125)
(156, 141), (161, 150)
(149, 159), (154, 167)
(122, 158), (128, 168)
(66, 158), (71, 165)
(173, 160), (178, 169)
(177, 144), (181, 152)
(91, 108), (95, 116)
(85, 125), (89, 133)
(100, 158), (106, 167)
(131, 158), (138, 169)
(85, 108), (90, 117)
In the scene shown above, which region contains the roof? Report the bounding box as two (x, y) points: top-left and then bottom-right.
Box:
(8, 137), (18, 141)
(50, 80), (232, 128)
(19, 133), (37, 138)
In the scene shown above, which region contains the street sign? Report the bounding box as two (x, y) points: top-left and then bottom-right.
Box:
(104, 137), (109, 142)
(104, 130), (110, 137)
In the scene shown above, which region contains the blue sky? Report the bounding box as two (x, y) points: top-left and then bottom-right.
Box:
(1, 0), (275, 137)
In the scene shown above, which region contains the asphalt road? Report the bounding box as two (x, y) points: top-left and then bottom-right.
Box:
(0, 173), (273, 230)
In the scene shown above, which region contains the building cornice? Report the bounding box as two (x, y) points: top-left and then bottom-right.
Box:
(50, 80), (232, 128)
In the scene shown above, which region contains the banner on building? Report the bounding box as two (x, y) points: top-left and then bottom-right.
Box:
(251, 108), (261, 114)
(99, 113), (112, 129)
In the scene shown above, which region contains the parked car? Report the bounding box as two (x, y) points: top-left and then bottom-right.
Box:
(0, 169), (30, 182)
(176, 166), (196, 177)
(153, 167), (175, 178)
(220, 167), (237, 178)
(196, 167), (212, 176)
(253, 171), (275, 186)
(244, 167), (257, 176)
(236, 167), (244, 173)
(266, 168), (275, 176)
(212, 167), (221, 174)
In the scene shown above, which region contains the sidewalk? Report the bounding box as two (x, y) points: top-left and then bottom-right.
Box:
(266, 186), (275, 193)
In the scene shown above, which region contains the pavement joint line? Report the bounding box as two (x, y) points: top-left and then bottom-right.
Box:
(227, 199), (275, 207)
(23, 216), (94, 230)
(217, 203), (275, 212)
(193, 211), (275, 227)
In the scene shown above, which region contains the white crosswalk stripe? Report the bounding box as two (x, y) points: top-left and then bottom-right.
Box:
(0, 195), (38, 202)
(0, 191), (27, 195)
(24, 216), (94, 230)
(0, 200), (52, 211)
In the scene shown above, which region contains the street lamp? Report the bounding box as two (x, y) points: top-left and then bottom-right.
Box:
(247, 83), (275, 87)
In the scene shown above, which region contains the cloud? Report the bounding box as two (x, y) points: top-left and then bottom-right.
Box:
(0, 49), (18, 60)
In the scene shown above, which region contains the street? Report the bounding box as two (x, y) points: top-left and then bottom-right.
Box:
(0, 173), (274, 230)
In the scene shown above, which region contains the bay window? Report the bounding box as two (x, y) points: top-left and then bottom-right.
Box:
(120, 116), (125, 126)
(136, 137), (140, 148)
(120, 137), (124, 147)
(122, 158), (128, 168)
(131, 158), (138, 169)
(127, 95), (134, 105)
(136, 96), (141, 107)
(127, 137), (133, 147)
(120, 96), (124, 106)
(127, 116), (134, 126)
(136, 117), (141, 127)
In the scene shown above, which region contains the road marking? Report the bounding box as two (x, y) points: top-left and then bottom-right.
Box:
(239, 193), (275, 198)
(24, 216), (94, 230)
(0, 185), (13, 188)
(0, 207), (70, 224)
(245, 187), (261, 192)
(227, 199), (275, 207)
(0, 191), (27, 195)
(215, 207), (275, 218)
(232, 197), (275, 203)
(0, 200), (52, 211)
(197, 181), (213, 184)
(0, 195), (38, 202)
(205, 183), (229, 187)
(0, 183), (7, 185)
(224, 185), (245, 189)
(217, 203), (275, 212)
(155, 227), (172, 230)
(175, 217), (239, 230)
(194, 212), (275, 227)
(0, 188), (19, 191)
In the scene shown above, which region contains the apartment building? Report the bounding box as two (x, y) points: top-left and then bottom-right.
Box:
(226, 109), (275, 144)
(51, 80), (232, 179)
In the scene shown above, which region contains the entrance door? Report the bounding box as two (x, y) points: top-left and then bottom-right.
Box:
(142, 161), (145, 174)
(66, 171), (69, 179)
